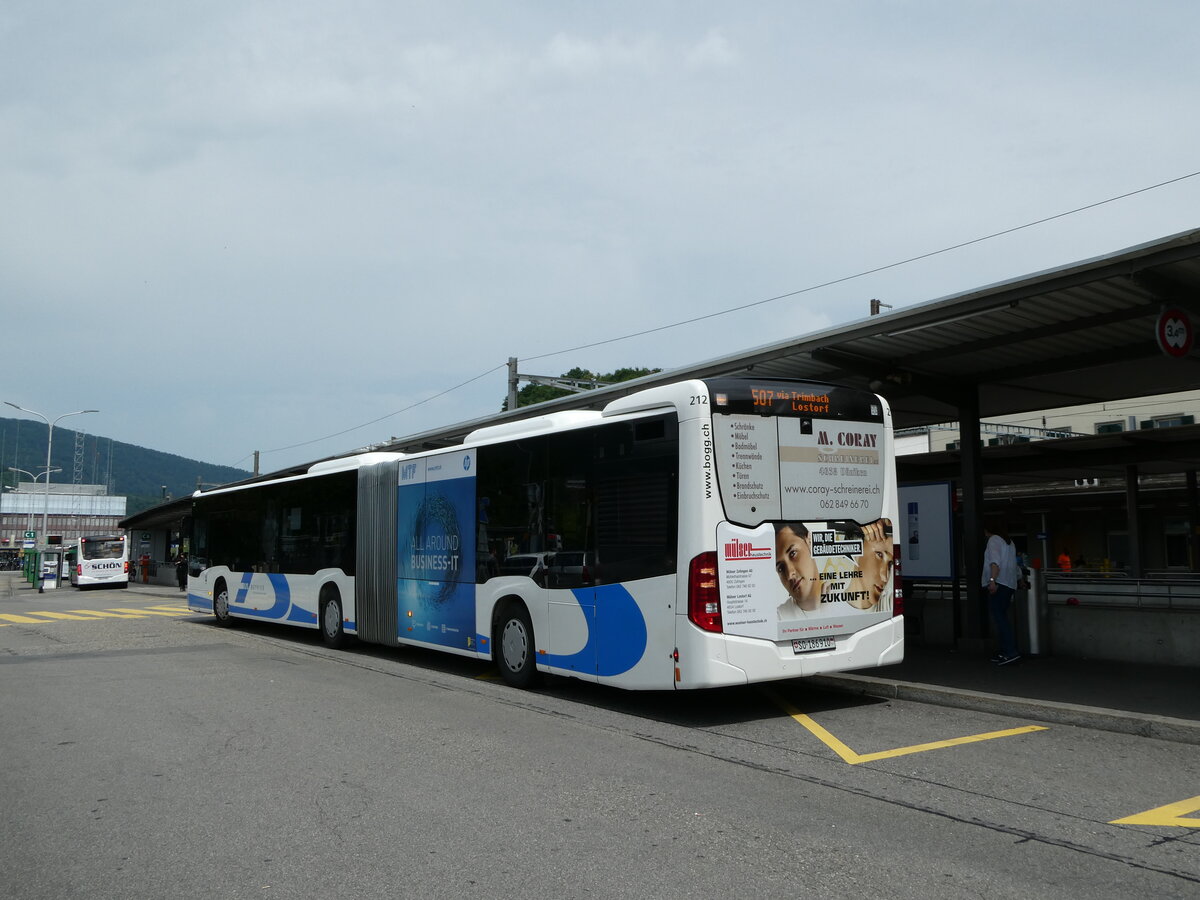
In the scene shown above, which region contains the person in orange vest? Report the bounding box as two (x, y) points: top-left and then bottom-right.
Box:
(1056, 549), (1072, 572)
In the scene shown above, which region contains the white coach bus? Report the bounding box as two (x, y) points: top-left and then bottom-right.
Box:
(68, 534), (130, 589)
(187, 377), (903, 689)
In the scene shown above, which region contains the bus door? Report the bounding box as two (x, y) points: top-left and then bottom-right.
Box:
(547, 579), (596, 680)
(546, 578), (656, 683)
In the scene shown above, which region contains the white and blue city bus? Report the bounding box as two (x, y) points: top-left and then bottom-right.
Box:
(187, 377), (903, 689)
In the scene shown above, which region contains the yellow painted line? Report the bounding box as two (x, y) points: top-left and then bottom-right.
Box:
(1111, 795), (1200, 827)
(0, 606), (188, 626)
(767, 690), (1048, 764)
(107, 607), (190, 617)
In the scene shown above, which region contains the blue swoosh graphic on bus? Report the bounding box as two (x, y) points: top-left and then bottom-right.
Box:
(286, 602), (317, 625)
(234, 572), (253, 605)
(542, 584), (647, 677)
(233, 573), (294, 620)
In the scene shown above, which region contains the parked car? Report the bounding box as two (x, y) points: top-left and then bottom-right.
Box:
(545, 551), (595, 588)
(498, 553), (552, 578)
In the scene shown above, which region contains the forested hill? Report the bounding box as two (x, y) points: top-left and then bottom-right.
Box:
(0, 417), (252, 516)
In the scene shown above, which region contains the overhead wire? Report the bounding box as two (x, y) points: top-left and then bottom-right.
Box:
(245, 169), (1200, 467)
(245, 363), (507, 462)
(523, 169), (1200, 363)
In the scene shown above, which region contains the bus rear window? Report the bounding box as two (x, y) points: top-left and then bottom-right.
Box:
(707, 379), (887, 526)
(82, 540), (125, 560)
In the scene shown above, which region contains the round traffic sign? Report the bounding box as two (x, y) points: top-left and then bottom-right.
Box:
(1156, 308), (1194, 358)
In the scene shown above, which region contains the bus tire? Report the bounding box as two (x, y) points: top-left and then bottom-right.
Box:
(212, 579), (234, 627)
(320, 588), (349, 649)
(495, 601), (539, 689)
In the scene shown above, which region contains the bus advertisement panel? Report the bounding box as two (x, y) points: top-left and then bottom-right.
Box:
(708, 379), (897, 651)
(716, 518), (894, 642)
(397, 450), (477, 651)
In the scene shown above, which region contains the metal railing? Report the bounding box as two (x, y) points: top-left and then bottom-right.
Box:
(907, 574), (1200, 612)
(1043, 575), (1200, 611)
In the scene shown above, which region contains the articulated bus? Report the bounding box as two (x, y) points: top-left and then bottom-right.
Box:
(68, 534), (130, 588)
(187, 378), (903, 689)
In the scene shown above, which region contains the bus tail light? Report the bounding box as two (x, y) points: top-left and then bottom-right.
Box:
(687, 552), (723, 633)
(891, 544), (904, 618)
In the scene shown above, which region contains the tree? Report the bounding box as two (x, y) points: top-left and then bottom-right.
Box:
(503, 366), (662, 411)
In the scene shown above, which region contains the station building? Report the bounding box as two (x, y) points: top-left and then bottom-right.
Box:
(1, 483), (126, 557)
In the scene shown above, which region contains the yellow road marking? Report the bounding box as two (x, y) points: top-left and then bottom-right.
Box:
(0, 605), (189, 627)
(108, 607), (190, 617)
(1111, 795), (1200, 827)
(767, 690), (1047, 764)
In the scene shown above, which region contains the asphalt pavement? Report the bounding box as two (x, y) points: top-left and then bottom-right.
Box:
(13, 574), (1199, 745)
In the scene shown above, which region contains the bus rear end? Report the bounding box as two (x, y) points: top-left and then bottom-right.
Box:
(676, 378), (903, 688)
(75, 535), (129, 589)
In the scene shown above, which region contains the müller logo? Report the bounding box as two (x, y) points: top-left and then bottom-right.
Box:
(724, 538), (771, 561)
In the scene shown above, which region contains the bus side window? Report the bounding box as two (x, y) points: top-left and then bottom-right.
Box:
(592, 417), (679, 583)
(476, 438), (547, 583)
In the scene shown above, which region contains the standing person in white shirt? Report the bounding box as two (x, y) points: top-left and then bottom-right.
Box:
(982, 522), (1021, 665)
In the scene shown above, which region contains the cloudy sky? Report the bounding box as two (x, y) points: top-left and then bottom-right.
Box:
(4, 1), (1199, 474)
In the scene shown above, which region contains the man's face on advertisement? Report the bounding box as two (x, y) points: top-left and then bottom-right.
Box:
(775, 525), (820, 610)
(855, 536), (894, 605)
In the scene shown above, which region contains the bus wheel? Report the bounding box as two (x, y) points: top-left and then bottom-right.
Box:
(496, 602), (538, 688)
(320, 590), (348, 649)
(212, 580), (234, 627)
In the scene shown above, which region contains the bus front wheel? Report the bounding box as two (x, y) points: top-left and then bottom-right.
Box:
(496, 602), (538, 689)
(212, 580), (234, 627)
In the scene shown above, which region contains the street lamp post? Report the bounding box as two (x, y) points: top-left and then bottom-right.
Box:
(4, 403), (98, 552)
(6, 465), (62, 539)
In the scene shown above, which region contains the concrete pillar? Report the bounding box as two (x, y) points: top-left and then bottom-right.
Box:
(1188, 469), (1199, 572)
(958, 388), (986, 642)
(1125, 464), (1142, 577)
